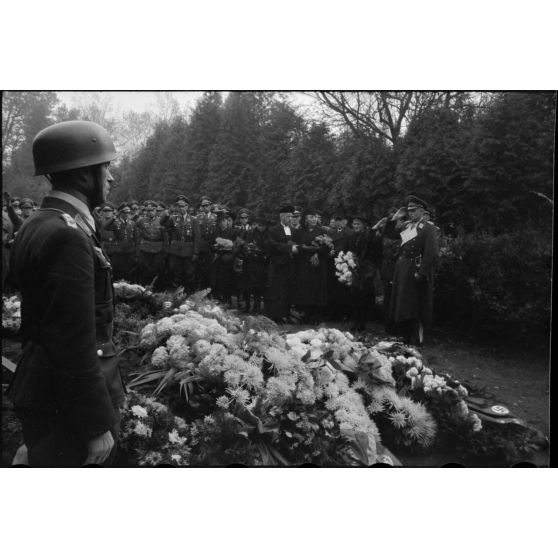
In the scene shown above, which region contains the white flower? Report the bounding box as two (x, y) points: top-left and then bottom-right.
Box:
(170, 454), (182, 464)
(131, 405), (148, 418)
(216, 396), (230, 409)
(471, 413), (483, 432)
(406, 366), (419, 378)
(151, 346), (169, 368)
(168, 429), (187, 445)
(155, 317), (174, 336)
(133, 422), (153, 438)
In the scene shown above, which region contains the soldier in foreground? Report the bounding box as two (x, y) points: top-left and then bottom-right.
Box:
(8, 120), (125, 466)
(388, 195), (439, 346)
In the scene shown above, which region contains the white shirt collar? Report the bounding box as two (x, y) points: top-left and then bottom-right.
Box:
(49, 190), (96, 231)
(282, 224), (291, 234)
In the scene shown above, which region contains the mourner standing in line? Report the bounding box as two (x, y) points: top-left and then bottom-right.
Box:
(196, 196), (218, 290)
(234, 207), (253, 312)
(98, 202), (117, 260)
(8, 120), (125, 466)
(379, 206), (407, 333)
(388, 196), (439, 346)
(265, 205), (299, 324)
(290, 206), (302, 231)
(211, 209), (238, 304)
(292, 209), (329, 324)
(246, 214), (270, 314)
(162, 195), (200, 292)
(135, 200), (167, 287)
(102, 201), (138, 282)
(346, 215), (382, 331)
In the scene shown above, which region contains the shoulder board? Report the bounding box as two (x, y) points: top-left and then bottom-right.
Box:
(60, 213), (78, 229)
(74, 213), (93, 236)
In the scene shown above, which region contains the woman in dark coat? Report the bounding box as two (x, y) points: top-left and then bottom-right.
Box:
(292, 209), (330, 324)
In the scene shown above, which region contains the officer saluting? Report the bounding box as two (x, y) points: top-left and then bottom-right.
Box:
(388, 195), (439, 346)
(8, 121), (125, 466)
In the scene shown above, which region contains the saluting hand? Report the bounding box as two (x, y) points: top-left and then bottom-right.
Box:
(84, 430), (114, 466)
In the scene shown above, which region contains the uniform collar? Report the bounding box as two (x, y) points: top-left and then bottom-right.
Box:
(49, 190), (96, 231)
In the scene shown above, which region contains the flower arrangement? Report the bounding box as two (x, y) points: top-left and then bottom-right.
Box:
(2, 295), (21, 333)
(214, 237), (234, 251)
(334, 251), (358, 286)
(375, 342), (483, 434)
(113, 281), (147, 299)
(311, 234), (334, 252)
(114, 292), (541, 466)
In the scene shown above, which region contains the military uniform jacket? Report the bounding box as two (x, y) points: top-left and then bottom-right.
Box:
(389, 219), (439, 323)
(8, 196), (124, 440)
(162, 214), (200, 257)
(196, 212), (218, 253)
(103, 216), (137, 254)
(136, 215), (166, 253)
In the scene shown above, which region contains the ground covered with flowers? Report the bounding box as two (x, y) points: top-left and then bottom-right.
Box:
(1, 286), (549, 466)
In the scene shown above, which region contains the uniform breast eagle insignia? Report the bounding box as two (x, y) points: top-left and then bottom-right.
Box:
(60, 213), (78, 229)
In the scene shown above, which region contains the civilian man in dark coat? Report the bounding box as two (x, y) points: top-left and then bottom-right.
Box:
(7, 120), (125, 466)
(265, 205), (299, 323)
(388, 196), (439, 346)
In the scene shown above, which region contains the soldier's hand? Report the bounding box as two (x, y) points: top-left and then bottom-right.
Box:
(84, 430), (114, 466)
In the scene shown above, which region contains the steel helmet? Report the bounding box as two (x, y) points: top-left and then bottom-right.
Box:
(32, 120), (116, 176)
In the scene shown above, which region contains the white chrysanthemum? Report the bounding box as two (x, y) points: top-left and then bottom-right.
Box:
(228, 387), (250, 406)
(168, 429), (187, 445)
(166, 334), (186, 352)
(133, 422), (153, 438)
(224, 368), (242, 387)
(170, 454), (182, 464)
(266, 376), (295, 405)
(151, 346), (169, 368)
(316, 366), (335, 386)
(131, 405), (148, 418)
(169, 345), (190, 369)
(140, 323), (158, 347)
(216, 395), (230, 409)
(335, 372), (350, 393)
(155, 317), (175, 336)
(243, 363), (264, 390)
(192, 339), (212, 356)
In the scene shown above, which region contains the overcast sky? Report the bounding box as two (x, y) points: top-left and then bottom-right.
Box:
(55, 91), (319, 118)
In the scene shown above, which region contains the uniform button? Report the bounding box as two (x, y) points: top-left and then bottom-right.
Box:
(97, 349), (103, 356)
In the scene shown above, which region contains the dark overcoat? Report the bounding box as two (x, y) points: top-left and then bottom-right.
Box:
(292, 226), (329, 307)
(265, 224), (297, 321)
(388, 219), (439, 323)
(8, 196), (124, 463)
